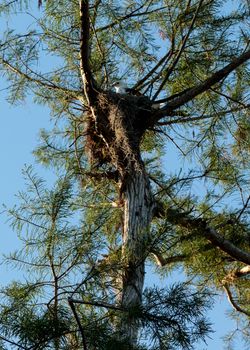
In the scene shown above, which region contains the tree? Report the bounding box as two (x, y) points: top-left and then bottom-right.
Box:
(0, 0), (250, 349)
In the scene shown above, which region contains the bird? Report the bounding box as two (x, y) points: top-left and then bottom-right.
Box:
(112, 81), (143, 96)
(112, 81), (165, 109)
(112, 81), (131, 94)
(152, 102), (166, 109)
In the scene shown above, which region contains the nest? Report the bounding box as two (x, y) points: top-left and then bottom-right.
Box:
(84, 91), (152, 174)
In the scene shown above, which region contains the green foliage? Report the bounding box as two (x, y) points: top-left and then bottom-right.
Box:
(140, 285), (212, 350)
(0, 0), (250, 349)
(0, 282), (71, 349)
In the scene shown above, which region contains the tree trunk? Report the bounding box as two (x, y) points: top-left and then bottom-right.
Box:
(119, 169), (155, 345)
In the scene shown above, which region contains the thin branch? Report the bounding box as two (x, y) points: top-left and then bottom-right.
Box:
(133, 50), (173, 91)
(156, 105), (250, 126)
(91, 0), (102, 27)
(0, 335), (28, 350)
(157, 113), (214, 125)
(154, 86), (193, 104)
(90, 18), (109, 86)
(96, 3), (165, 32)
(152, 0), (205, 100)
(0, 57), (80, 97)
(223, 283), (250, 317)
(162, 130), (186, 155)
(68, 298), (88, 350)
(210, 87), (250, 108)
(236, 194), (250, 221)
(151, 251), (187, 266)
(69, 298), (124, 312)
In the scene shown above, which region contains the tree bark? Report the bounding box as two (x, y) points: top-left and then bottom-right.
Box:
(118, 169), (154, 345)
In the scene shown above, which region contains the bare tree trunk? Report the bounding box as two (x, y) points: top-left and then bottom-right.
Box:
(119, 169), (154, 345)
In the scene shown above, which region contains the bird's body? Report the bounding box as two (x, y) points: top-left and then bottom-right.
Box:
(112, 81), (130, 94)
(112, 81), (165, 109)
(152, 102), (165, 109)
(112, 81), (142, 95)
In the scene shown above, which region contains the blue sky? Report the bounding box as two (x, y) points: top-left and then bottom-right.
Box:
(0, 1), (247, 349)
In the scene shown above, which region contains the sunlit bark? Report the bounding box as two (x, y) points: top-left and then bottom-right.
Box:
(119, 170), (154, 344)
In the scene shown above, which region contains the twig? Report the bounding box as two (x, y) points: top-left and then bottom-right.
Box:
(0, 335), (28, 349)
(236, 194), (250, 221)
(96, 3), (165, 32)
(69, 298), (124, 312)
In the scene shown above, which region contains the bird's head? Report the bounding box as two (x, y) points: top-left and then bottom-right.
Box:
(112, 81), (127, 93)
(112, 81), (125, 87)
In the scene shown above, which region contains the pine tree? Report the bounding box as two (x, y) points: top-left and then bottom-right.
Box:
(0, 0), (250, 349)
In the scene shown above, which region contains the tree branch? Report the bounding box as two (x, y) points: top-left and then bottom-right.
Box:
(69, 298), (124, 312)
(133, 50), (173, 92)
(223, 283), (250, 317)
(166, 208), (250, 265)
(152, 0), (205, 100)
(79, 0), (97, 104)
(0, 57), (81, 98)
(151, 251), (187, 267)
(154, 49), (250, 118)
(156, 105), (250, 126)
(222, 265), (250, 284)
(68, 298), (88, 350)
(0, 335), (27, 350)
(96, 3), (165, 32)
(237, 194), (250, 221)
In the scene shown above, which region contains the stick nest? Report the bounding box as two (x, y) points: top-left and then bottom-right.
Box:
(84, 91), (152, 174)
